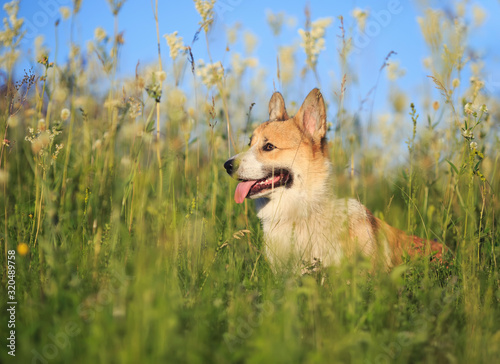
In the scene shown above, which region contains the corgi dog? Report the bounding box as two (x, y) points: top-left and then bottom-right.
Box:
(224, 88), (446, 271)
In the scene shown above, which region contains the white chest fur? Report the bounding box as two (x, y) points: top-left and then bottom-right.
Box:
(255, 195), (380, 270)
(255, 193), (361, 268)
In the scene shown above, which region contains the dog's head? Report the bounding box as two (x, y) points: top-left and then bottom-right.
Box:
(224, 88), (330, 204)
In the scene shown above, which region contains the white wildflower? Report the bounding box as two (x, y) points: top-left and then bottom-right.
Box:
(25, 122), (61, 159)
(0, 0), (24, 62)
(267, 10), (285, 36)
(464, 103), (474, 115)
(92, 139), (102, 150)
(155, 70), (166, 82)
(37, 118), (46, 131)
(470, 141), (478, 150)
(61, 108), (70, 121)
(164, 31), (185, 61)
(386, 61), (406, 81)
(69, 45), (80, 59)
(59, 6), (71, 20)
(243, 31), (258, 55)
(194, 0), (215, 33)
(298, 17), (333, 69)
(94, 27), (107, 42)
(34, 35), (49, 62)
(86, 40), (95, 54)
(39, 131), (50, 148)
(462, 129), (473, 139)
(230, 53), (258, 78)
(226, 24), (239, 44)
(455, 2), (465, 18)
(422, 57), (432, 69)
(196, 60), (223, 88)
(278, 45), (296, 84)
(128, 97), (142, 119)
(472, 5), (487, 27)
(352, 8), (369, 32)
(7, 114), (18, 127)
(51, 144), (64, 164)
(54, 88), (68, 103)
(120, 156), (132, 167)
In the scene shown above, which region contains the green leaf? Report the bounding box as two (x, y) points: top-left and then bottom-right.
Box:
(446, 159), (459, 175)
(146, 119), (156, 133)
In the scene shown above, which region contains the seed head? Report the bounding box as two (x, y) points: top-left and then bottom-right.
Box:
(61, 108), (71, 121)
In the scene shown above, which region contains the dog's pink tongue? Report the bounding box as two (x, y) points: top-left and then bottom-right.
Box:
(234, 181), (256, 204)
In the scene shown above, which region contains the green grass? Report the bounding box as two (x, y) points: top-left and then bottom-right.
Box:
(1, 1), (500, 363)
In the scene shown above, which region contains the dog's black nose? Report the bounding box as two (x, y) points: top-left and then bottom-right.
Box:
(224, 159), (234, 175)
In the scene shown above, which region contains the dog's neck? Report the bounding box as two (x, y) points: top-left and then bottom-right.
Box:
(255, 176), (335, 224)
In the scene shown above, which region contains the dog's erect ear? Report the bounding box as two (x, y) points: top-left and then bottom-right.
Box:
(268, 92), (289, 121)
(295, 88), (327, 140)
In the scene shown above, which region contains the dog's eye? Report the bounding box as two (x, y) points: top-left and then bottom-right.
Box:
(263, 143), (276, 151)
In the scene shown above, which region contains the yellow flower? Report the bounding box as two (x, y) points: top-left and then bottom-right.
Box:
(17, 243), (29, 256)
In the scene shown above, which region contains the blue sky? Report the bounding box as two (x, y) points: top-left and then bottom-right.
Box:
(8, 0), (500, 114)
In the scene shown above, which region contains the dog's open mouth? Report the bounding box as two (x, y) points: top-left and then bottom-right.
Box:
(234, 170), (292, 203)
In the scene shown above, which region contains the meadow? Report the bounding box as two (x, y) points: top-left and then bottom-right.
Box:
(0, 1), (499, 363)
